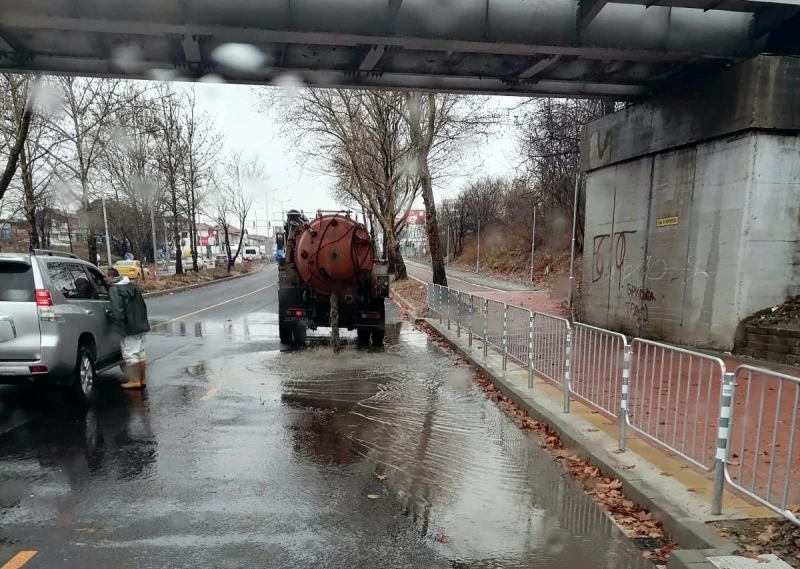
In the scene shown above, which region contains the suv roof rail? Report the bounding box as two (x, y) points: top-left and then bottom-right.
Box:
(31, 249), (80, 259)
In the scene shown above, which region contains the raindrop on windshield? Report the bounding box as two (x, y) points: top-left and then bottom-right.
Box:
(425, 0), (461, 33)
(132, 176), (158, 200)
(112, 45), (146, 73)
(401, 156), (421, 178)
(199, 73), (226, 84)
(211, 43), (269, 72)
(148, 68), (179, 82)
(198, 74), (226, 102)
(110, 127), (133, 152)
(272, 73), (304, 100)
(28, 80), (65, 118)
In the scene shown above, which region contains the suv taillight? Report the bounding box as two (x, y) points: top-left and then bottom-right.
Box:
(35, 289), (53, 307)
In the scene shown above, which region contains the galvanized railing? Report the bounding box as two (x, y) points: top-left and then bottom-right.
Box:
(570, 323), (628, 420)
(626, 339), (725, 472)
(531, 312), (570, 388)
(725, 365), (800, 520)
(423, 282), (800, 525)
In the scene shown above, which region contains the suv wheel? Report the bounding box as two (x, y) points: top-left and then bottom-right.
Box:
(74, 345), (97, 403)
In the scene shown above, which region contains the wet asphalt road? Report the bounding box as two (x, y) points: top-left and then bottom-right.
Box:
(0, 266), (653, 569)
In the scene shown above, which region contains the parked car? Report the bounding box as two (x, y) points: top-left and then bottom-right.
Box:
(113, 259), (146, 280)
(215, 254), (229, 268)
(0, 250), (124, 402)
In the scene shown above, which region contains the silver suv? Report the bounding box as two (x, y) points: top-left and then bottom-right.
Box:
(0, 250), (123, 401)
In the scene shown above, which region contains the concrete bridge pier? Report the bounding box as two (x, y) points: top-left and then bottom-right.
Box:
(580, 55), (800, 350)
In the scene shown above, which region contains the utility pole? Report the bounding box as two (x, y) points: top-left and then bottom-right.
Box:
(567, 175), (581, 313)
(101, 190), (112, 268)
(446, 225), (450, 266)
(150, 201), (158, 281)
(476, 219), (480, 273)
(529, 206), (536, 283)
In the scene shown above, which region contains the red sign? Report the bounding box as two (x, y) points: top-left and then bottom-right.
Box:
(405, 209), (425, 225)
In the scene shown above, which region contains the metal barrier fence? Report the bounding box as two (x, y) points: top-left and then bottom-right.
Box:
(570, 324), (628, 420)
(725, 365), (800, 520)
(627, 339), (725, 472)
(485, 299), (505, 355)
(457, 291), (471, 339)
(507, 305), (532, 368)
(422, 281), (800, 525)
(531, 313), (570, 387)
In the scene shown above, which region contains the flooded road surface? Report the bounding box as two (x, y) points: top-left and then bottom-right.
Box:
(0, 275), (653, 568)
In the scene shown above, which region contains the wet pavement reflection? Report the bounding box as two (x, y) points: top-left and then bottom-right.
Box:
(0, 306), (653, 569)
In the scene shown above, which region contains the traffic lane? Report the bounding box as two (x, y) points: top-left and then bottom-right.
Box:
(0, 306), (650, 568)
(145, 263), (277, 323)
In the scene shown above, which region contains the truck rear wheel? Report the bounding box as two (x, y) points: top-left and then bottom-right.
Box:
(371, 329), (385, 346)
(357, 328), (371, 346)
(279, 323), (293, 344)
(293, 325), (307, 344)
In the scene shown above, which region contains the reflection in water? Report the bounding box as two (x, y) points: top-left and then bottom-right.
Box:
(275, 320), (651, 569)
(0, 389), (157, 502)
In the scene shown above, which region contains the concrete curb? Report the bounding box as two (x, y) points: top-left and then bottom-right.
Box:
(142, 267), (263, 299)
(423, 316), (740, 554)
(389, 288), (425, 324)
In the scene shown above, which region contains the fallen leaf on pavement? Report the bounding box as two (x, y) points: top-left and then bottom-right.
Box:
(434, 534), (450, 543)
(376, 474), (388, 482)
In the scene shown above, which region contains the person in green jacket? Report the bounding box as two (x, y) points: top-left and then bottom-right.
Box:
(106, 267), (151, 390)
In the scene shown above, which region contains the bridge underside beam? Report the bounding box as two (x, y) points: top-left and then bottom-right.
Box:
(0, 0), (797, 98)
(0, 52), (649, 98)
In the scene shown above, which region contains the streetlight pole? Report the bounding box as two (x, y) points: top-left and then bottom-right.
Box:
(101, 190), (112, 268)
(476, 219), (480, 273)
(150, 203), (158, 281)
(567, 174), (581, 313)
(446, 225), (450, 266)
(529, 206), (536, 283)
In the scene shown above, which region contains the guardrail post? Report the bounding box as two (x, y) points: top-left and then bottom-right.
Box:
(527, 313), (534, 388)
(563, 328), (572, 413)
(502, 304), (508, 370)
(619, 344), (632, 451)
(468, 296), (473, 348)
(712, 372), (735, 515)
(456, 295), (461, 338)
(482, 299), (488, 358)
(447, 291), (451, 330)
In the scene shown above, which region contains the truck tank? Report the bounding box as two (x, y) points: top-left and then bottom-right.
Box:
(294, 213), (374, 297)
(278, 210), (389, 347)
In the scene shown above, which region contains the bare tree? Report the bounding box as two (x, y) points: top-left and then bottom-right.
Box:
(0, 75), (33, 203)
(211, 151), (258, 270)
(180, 87), (221, 271)
(151, 86), (188, 274)
(403, 93), (497, 286)
(515, 99), (606, 253)
(48, 77), (123, 264)
(261, 88), (418, 278)
(100, 83), (163, 262)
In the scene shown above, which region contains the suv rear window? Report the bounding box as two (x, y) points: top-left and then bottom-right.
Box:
(0, 262), (35, 302)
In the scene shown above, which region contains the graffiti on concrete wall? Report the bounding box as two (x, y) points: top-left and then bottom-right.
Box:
(625, 284), (656, 323)
(591, 230), (637, 284)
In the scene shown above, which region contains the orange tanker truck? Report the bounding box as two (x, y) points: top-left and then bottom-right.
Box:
(277, 209), (389, 346)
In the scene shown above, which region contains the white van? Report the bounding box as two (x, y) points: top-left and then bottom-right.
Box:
(243, 247), (259, 262)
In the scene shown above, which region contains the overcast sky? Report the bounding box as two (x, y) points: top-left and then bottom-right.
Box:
(191, 82), (523, 234)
